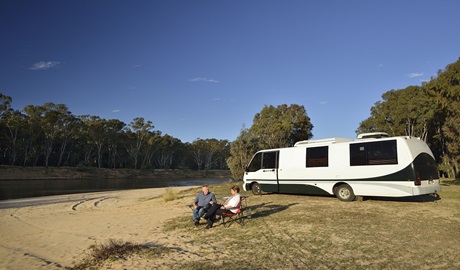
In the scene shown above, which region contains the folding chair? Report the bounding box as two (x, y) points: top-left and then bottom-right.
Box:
(220, 199), (245, 227)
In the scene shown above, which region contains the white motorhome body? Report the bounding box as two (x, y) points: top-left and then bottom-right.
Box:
(243, 134), (441, 201)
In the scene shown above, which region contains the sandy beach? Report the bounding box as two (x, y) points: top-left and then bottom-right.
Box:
(0, 186), (198, 269)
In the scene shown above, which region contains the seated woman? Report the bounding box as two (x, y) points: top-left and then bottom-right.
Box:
(203, 185), (241, 229)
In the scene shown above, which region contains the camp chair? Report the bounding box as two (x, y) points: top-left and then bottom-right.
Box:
(220, 199), (245, 227)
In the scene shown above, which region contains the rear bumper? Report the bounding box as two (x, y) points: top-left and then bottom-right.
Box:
(412, 181), (441, 195)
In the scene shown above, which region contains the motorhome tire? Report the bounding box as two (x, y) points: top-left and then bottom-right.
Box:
(335, 184), (355, 202)
(251, 183), (262, 195)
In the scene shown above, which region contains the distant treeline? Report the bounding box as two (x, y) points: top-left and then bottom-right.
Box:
(0, 101), (229, 170)
(1, 58), (459, 179)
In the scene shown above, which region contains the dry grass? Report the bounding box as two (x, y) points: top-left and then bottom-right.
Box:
(67, 239), (171, 270)
(71, 180), (460, 269)
(162, 187), (181, 202)
(164, 181), (460, 269)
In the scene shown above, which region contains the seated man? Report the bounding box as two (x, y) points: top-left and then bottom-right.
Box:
(192, 185), (217, 226)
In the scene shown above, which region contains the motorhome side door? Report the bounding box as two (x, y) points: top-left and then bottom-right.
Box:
(246, 151), (279, 193)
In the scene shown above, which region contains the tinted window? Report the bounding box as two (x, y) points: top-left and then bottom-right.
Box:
(413, 153), (438, 180)
(247, 152), (262, 172)
(306, 146), (328, 167)
(350, 143), (366, 165)
(262, 151), (278, 169)
(350, 140), (398, 166)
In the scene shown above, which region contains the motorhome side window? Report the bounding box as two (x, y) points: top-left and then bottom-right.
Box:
(350, 140), (398, 166)
(262, 151), (278, 169)
(306, 146), (328, 167)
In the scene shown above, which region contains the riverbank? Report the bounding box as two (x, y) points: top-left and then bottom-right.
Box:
(0, 166), (232, 180)
(0, 186), (198, 269)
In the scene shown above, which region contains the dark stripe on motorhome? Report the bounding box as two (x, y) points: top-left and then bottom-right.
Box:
(246, 153), (438, 193)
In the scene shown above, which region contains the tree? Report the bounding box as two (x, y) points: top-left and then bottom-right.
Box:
(154, 134), (182, 169)
(227, 126), (259, 180)
(0, 93), (12, 117)
(83, 116), (109, 168)
(357, 86), (436, 141)
(425, 58), (460, 177)
(125, 117), (155, 169)
(56, 113), (79, 167)
(1, 110), (26, 165)
(227, 104), (313, 179)
(105, 119), (126, 169)
(22, 103), (73, 167)
(250, 104), (313, 149)
(189, 138), (229, 171)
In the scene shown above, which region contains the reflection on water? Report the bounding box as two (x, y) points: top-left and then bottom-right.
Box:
(0, 178), (228, 200)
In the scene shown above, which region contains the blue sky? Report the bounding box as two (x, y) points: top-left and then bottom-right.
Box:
(1, 0), (459, 143)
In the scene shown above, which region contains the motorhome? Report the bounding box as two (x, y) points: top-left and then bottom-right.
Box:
(243, 133), (441, 201)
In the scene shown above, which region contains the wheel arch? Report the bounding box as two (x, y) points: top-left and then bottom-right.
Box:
(333, 182), (349, 193)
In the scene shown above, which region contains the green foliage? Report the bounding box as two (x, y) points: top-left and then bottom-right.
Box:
(227, 104), (313, 179)
(189, 138), (229, 171)
(357, 86), (436, 140)
(358, 57), (460, 177)
(425, 58), (460, 177)
(227, 127), (259, 180)
(250, 104), (313, 149)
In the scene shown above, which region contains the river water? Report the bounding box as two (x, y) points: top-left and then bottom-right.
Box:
(0, 178), (228, 201)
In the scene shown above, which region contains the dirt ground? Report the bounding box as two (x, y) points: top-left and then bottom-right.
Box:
(1, 181), (459, 269)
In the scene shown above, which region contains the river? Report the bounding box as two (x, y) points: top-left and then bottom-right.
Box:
(0, 178), (228, 201)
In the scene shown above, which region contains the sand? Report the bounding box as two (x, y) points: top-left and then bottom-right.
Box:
(0, 187), (197, 269)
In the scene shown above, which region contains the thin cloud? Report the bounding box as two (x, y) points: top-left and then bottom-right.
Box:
(190, 77), (220, 83)
(29, 61), (61, 70)
(112, 109), (120, 113)
(319, 101), (328, 105)
(407, 72), (423, 78)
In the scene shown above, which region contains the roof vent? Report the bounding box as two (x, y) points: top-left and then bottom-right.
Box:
(294, 138), (352, 146)
(357, 132), (389, 139)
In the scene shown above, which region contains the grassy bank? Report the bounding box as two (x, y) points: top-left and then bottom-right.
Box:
(72, 179), (460, 269)
(0, 166), (232, 180)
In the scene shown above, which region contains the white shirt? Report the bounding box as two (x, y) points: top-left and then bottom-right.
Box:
(224, 194), (241, 213)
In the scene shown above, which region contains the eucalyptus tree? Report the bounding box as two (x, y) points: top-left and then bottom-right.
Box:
(357, 86), (436, 141)
(425, 58), (460, 177)
(154, 134), (182, 169)
(227, 104), (313, 179)
(139, 130), (162, 169)
(82, 115), (109, 168)
(76, 115), (95, 166)
(22, 103), (74, 167)
(190, 138), (229, 171)
(125, 117), (155, 169)
(0, 93), (12, 117)
(105, 119), (125, 169)
(190, 138), (206, 170)
(227, 127), (259, 180)
(0, 93), (12, 164)
(22, 105), (46, 166)
(55, 112), (79, 167)
(204, 138), (229, 171)
(250, 104), (313, 149)
(0, 110), (26, 165)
